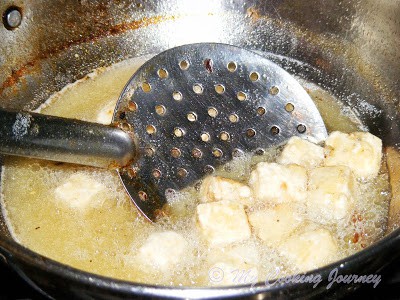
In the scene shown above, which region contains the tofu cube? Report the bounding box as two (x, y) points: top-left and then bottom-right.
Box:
(279, 227), (339, 272)
(199, 176), (253, 206)
(207, 243), (259, 286)
(196, 200), (251, 246)
(248, 204), (303, 245)
(307, 166), (356, 224)
(324, 131), (382, 179)
(278, 136), (325, 169)
(134, 231), (188, 273)
(249, 163), (307, 203)
(207, 242), (260, 267)
(54, 173), (106, 210)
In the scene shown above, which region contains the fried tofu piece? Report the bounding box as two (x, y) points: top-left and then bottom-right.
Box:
(279, 227), (339, 272)
(278, 136), (324, 169)
(307, 166), (356, 224)
(207, 242), (259, 286)
(196, 201), (251, 246)
(199, 176), (253, 206)
(134, 231), (188, 273)
(54, 173), (106, 210)
(385, 147), (400, 233)
(249, 163), (307, 204)
(207, 242), (260, 268)
(248, 203), (303, 245)
(324, 131), (382, 179)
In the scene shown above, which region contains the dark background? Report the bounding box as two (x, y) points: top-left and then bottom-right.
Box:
(1, 260), (400, 299)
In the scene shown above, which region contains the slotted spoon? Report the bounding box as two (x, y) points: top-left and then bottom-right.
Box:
(0, 43), (327, 221)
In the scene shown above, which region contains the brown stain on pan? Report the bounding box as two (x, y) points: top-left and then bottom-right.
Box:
(0, 61), (36, 94)
(0, 15), (177, 95)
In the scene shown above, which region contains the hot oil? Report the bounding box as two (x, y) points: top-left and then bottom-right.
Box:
(0, 54), (391, 286)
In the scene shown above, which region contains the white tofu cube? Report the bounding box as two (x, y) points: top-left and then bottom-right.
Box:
(249, 163), (307, 204)
(199, 176), (253, 206)
(248, 204), (303, 245)
(207, 243), (259, 286)
(307, 166), (356, 224)
(278, 136), (324, 169)
(196, 200), (251, 246)
(324, 131), (382, 179)
(279, 227), (339, 272)
(134, 231), (188, 273)
(207, 242), (260, 267)
(54, 173), (106, 210)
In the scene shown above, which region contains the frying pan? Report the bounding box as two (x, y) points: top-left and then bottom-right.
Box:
(0, 0), (400, 298)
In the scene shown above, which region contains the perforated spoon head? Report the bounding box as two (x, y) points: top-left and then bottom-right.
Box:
(114, 43), (327, 221)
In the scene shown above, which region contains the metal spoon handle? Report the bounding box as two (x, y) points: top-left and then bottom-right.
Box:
(0, 109), (136, 168)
